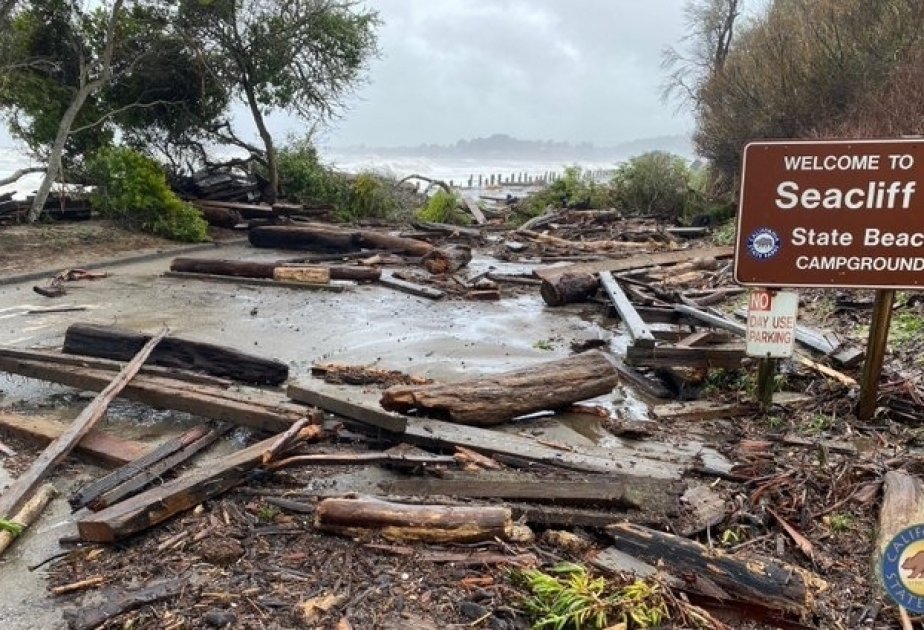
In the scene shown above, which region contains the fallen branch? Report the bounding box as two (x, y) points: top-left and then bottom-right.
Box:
(0, 483), (56, 557)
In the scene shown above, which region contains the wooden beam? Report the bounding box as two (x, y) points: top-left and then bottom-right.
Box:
(77, 434), (279, 542)
(598, 272), (656, 347)
(0, 412), (148, 467)
(625, 344), (745, 370)
(0, 329), (167, 520)
(378, 273), (445, 300)
(378, 472), (682, 514)
(286, 384), (408, 433)
(533, 246), (734, 282)
(0, 355), (307, 433)
(462, 197), (487, 225)
(65, 578), (187, 630)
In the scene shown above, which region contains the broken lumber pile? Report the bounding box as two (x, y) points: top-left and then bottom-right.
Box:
(76, 425), (322, 542)
(380, 350), (620, 426)
(0, 328), (167, 520)
(62, 322), (289, 386)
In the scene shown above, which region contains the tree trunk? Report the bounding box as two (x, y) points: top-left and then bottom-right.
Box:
(380, 350), (620, 426)
(243, 83), (278, 203)
(27, 0), (124, 223)
(315, 496), (533, 544)
(62, 323), (289, 386)
(540, 272), (600, 306)
(421, 244), (472, 275)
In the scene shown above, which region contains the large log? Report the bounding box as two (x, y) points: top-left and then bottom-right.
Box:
(606, 522), (828, 616)
(315, 496), (533, 544)
(356, 231), (435, 257)
(195, 204), (242, 228)
(170, 257), (381, 282)
(540, 272), (600, 306)
(249, 225), (359, 252)
(421, 245), (472, 275)
(62, 323), (289, 386)
(0, 329), (167, 520)
(380, 350), (620, 426)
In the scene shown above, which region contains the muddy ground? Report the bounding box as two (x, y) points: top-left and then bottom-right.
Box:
(0, 220), (921, 629)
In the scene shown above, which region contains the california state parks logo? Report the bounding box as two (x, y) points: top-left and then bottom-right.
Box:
(746, 228), (781, 260)
(882, 525), (924, 613)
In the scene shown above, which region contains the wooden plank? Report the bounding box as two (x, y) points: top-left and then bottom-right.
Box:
(286, 384), (408, 433)
(462, 197), (487, 225)
(77, 434), (277, 542)
(163, 271), (345, 292)
(674, 304), (746, 336)
(534, 246), (734, 282)
(625, 344), (745, 370)
(598, 272), (656, 347)
(402, 417), (685, 479)
(0, 412), (148, 467)
(379, 472), (682, 514)
(508, 504), (625, 529)
(651, 400), (752, 422)
(0, 329), (167, 520)
(378, 273), (445, 300)
(68, 423), (218, 511)
(609, 358), (672, 400)
(0, 355), (306, 433)
(635, 306), (701, 326)
(65, 578), (187, 630)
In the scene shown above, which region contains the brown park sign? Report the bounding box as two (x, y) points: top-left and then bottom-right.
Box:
(734, 139), (924, 288)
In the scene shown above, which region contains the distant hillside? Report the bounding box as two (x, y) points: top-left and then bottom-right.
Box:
(331, 134), (694, 161)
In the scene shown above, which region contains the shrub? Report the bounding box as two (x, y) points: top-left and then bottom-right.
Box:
(277, 137), (416, 223)
(415, 189), (471, 225)
(87, 147), (209, 242)
(611, 151), (692, 221)
(515, 165), (614, 222)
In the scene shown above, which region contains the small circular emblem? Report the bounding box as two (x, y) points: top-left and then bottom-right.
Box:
(882, 525), (924, 613)
(747, 228), (781, 260)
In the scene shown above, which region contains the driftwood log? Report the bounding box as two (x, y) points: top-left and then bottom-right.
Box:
(315, 496), (533, 544)
(540, 272), (600, 306)
(195, 205), (242, 228)
(249, 225), (434, 256)
(380, 350), (620, 426)
(169, 257), (381, 282)
(606, 522), (828, 616)
(421, 245), (472, 275)
(63, 323), (289, 386)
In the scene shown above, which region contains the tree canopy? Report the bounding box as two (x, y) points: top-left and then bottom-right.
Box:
(667, 0), (924, 193)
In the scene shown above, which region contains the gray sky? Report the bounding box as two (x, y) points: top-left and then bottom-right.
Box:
(304, 0), (696, 148)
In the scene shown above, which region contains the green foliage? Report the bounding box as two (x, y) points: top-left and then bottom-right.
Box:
(802, 414), (834, 436)
(277, 138), (414, 222)
(712, 219), (736, 246)
(514, 563), (669, 629)
(611, 151), (692, 220)
(0, 518), (24, 537)
(825, 513), (855, 533)
(414, 189), (470, 225)
(87, 146), (209, 242)
(889, 312), (924, 347)
(516, 166), (614, 222)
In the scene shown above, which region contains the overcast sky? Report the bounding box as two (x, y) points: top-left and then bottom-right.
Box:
(1, 0), (696, 151)
(302, 0), (696, 148)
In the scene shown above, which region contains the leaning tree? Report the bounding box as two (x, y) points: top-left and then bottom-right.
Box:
(176, 0), (379, 202)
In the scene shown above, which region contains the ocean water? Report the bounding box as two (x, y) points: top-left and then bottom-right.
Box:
(0, 144), (622, 199)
